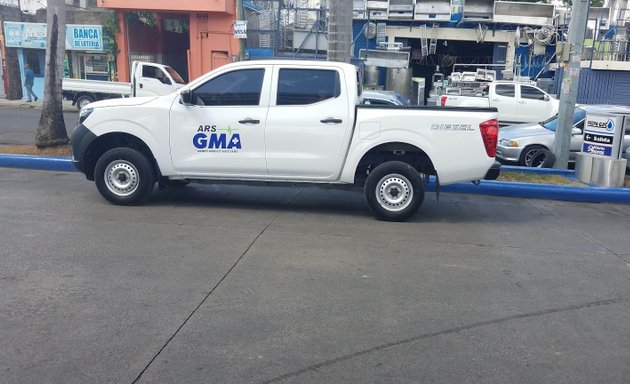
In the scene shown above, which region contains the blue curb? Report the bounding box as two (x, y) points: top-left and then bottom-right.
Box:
(0, 154), (76, 172)
(425, 179), (630, 204)
(1, 154), (628, 204)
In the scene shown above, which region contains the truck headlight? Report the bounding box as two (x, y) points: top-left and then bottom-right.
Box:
(78, 107), (94, 124)
(499, 139), (519, 147)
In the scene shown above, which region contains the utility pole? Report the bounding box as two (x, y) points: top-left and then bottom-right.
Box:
(328, 1), (353, 62)
(553, 0), (590, 169)
(236, 0), (246, 61)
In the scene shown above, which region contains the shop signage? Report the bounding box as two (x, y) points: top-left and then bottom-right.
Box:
(233, 20), (247, 39)
(582, 113), (627, 158)
(3, 22), (103, 51)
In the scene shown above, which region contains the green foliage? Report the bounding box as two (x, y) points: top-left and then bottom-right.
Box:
(103, 12), (119, 58)
(127, 12), (157, 27)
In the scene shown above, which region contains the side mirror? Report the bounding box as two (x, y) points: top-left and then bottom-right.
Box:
(180, 90), (192, 105)
(544, 95), (550, 101)
(571, 127), (582, 135)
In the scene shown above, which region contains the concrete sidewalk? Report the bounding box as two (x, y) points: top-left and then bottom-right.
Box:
(0, 97), (77, 112)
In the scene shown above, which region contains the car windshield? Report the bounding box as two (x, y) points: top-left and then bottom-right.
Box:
(165, 66), (186, 84)
(542, 108), (587, 132)
(394, 93), (411, 106)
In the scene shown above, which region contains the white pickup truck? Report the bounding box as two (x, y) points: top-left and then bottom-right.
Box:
(438, 81), (559, 125)
(62, 61), (186, 110)
(70, 60), (500, 221)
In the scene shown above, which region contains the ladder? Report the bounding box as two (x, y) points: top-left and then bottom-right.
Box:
(420, 24), (428, 57)
(429, 23), (438, 54)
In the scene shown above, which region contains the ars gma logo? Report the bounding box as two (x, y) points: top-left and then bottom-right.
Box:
(193, 124), (242, 151)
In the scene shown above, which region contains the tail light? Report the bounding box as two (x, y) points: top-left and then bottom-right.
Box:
(440, 95), (447, 106)
(479, 119), (498, 157)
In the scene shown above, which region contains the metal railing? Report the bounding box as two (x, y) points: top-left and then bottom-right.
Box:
(591, 39), (630, 62)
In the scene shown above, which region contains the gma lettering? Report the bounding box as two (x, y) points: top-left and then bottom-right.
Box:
(193, 133), (242, 149)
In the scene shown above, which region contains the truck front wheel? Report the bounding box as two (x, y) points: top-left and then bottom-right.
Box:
(94, 147), (156, 205)
(364, 161), (424, 222)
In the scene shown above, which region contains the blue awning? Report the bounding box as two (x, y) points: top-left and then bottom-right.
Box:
(244, 0), (262, 13)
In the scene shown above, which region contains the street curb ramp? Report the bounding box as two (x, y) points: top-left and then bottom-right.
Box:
(0, 154), (628, 204)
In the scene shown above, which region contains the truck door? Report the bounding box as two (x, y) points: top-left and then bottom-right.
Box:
(491, 84), (518, 123)
(518, 85), (554, 123)
(169, 66), (270, 176)
(135, 63), (177, 97)
(265, 66), (352, 179)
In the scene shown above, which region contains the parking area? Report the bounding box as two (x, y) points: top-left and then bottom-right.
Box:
(1, 168), (629, 384)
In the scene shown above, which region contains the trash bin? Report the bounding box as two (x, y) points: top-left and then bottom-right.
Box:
(575, 153), (627, 188)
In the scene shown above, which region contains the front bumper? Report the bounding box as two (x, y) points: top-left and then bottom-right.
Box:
(484, 161), (501, 180)
(70, 123), (97, 175)
(496, 144), (522, 163)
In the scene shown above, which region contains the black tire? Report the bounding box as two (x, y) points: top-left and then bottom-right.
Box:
(76, 94), (95, 110)
(531, 149), (555, 168)
(364, 161), (424, 222)
(519, 145), (550, 167)
(94, 147), (156, 205)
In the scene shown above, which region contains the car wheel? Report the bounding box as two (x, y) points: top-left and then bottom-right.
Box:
(94, 147), (156, 205)
(76, 94), (95, 110)
(364, 161), (424, 222)
(530, 149), (555, 168)
(520, 145), (552, 167)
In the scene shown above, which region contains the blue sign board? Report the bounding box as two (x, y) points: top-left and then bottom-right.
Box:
(3, 22), (103, 51)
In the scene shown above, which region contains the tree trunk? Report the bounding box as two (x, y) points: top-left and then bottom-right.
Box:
(36, 0), (69, 148)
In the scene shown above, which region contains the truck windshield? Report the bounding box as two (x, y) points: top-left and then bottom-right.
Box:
(165, 66), (186, 84)
(542, 108), (587, 132)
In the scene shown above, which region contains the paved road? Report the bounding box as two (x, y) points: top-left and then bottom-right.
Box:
(0, 108), (78, 145)
(1, 168), (629, 384)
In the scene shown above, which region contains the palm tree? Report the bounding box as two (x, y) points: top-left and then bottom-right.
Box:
(36, 0), (69, 148)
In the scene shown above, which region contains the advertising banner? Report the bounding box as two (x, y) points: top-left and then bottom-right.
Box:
(3, 22), (103, 51)
(233, 20), (247, 39)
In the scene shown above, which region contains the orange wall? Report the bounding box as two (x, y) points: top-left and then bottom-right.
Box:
(188, 12), (240, 80)
(103, 1), (238, 82)
(99, 0), (234, 14)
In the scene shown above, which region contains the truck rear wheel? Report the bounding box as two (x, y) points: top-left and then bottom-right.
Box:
(94, 147), (156, 205)
(76, 94), (95, 110)
(364, 161), (424, 222)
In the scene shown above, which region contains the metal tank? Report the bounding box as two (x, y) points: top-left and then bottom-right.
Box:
(385, 67), (413, 101)
(363, 65), (380, 89)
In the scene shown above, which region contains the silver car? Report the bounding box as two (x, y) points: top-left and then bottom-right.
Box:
(497, 104), (630, 167)
(360, 90), (411, 106)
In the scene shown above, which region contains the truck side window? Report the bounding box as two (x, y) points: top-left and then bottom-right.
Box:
(192, 69), (264, 106)
(495, 84), (515, 98)
(277, 69), (341, 105)
(520, 86), (546, 100)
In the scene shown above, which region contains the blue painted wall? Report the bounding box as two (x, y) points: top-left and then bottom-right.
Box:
(555, 68), (630, 106)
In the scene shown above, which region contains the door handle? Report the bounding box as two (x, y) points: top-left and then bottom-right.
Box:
(139, 83), (143, 89)
(492, 98), (499, 102)
(518, 100), (526, 104)
(238, 118), (260, 124)
(320, 118), (343, 124)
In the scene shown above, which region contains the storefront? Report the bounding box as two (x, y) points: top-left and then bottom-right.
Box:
(2, 21), (108, 99)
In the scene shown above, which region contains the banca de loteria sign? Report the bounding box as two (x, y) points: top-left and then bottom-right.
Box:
(3, 21), (103, 51)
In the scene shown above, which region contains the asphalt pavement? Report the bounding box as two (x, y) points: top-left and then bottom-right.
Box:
(0, 104), (78, 146)
(1, 168), (629, 384)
